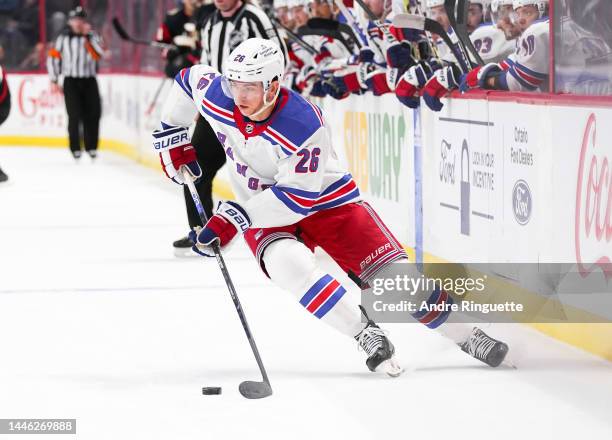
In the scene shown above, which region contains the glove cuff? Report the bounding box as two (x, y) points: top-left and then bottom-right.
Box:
(216, 201), (251, 235)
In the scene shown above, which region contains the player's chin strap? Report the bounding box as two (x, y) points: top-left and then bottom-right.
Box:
(248, 82), (281, 120)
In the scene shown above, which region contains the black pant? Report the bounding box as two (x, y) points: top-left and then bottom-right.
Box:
(184, 115), (227, 228)
(63, 77), (101, 152)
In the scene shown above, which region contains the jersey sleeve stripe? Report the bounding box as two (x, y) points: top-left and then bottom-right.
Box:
(275, 186), (319, 199)
(271, 186), (311, 215)
(174, 68), (193, 100)
(316, 177), (358, 204)
(507, 67), (538, 90)
(312, 187), (360, 211)
(320, 174), (353, 196)
(514, 61), (547, 79)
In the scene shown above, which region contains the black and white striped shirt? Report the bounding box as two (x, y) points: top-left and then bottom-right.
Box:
(199, 2), (287, 73)
(47, 30), (104, 82)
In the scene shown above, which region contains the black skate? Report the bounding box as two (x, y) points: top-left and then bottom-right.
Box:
(355, 306), (402, 377)
(460, 327), (509, 367)
(72, 150), (82, 160)
(87, 150), (98, 159)
(173, 235), (197, 258)
(0, 167), (8, 183)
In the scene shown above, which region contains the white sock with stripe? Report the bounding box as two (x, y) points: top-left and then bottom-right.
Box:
(263, 239), (365, 338)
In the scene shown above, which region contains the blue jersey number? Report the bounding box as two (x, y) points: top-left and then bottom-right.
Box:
(197, 72), (218, 90)
(295, 148), (321, 173)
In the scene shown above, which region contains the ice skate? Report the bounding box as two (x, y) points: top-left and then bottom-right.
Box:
(460, 327), (509, 367)
(355, 306), (403, 377)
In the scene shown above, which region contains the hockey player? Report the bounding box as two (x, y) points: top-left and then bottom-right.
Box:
(0, 64), (10, 183)
(416, 0), (532, 111)
(470, 0), (516, 63)
(155, 0), (207, 79)
(154, 38), (509, 372)
(460, 0), (549, 92)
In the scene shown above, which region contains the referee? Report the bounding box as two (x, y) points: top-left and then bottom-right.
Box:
(172, 0), (287, 256)
(47, 6), (104, 160)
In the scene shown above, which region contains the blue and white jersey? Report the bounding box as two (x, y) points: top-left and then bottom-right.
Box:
(469, 23), (515, 64)
(499, 19), (549, 92)
(159, 64), (361, 228)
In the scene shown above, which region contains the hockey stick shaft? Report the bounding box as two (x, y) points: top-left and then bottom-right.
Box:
(392, 14), (469, 73)
(112, 17), (174, 50)
(182, 168), (271, 387)
(145, 77), (168, 116)
(352, 0), (397, 44)
(443, 0), (474, 69)
(332, 0), (367, 48)
(276, 21), (319, 55)
(456, 0), (484, 65)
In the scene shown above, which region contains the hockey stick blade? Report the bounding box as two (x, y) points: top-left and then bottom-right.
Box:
(112, 17), (174, 50)
(392, 13), (426, 31)
(111, 17), (130, 41)
(303, 19), (361, 50)
(239, 380), (273, 399)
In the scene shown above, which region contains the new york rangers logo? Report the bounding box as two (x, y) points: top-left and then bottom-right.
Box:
(245, 123), (254, 134)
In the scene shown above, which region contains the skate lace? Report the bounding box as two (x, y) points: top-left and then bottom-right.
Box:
(466, 330), (496, 360)
(356, 326), (387, 356)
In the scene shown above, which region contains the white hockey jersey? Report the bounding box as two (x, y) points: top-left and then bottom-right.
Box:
(159, 65), (361, 228)
(469, 23), (515, 64)
(499, 19), (549, 92)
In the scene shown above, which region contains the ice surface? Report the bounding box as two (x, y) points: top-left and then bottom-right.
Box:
(1, 147), (611, 440)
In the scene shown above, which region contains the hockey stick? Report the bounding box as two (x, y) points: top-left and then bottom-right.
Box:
(112, 17), (174, 50)
(455, 0), (484, 65)
(352, 0), (398, 45)
(332, 0), (369, 49)
(261, 4), (320, 55)
(145, 77), (168, 116)
(297, 23), (354, 54)
(274, 20), (319, 55)
(443, 0), (474, 69)
(351, 0), (403, 86)
(306, 18), (362, 51)
(182, 168), (272, 400)
(392, 14), (470, 73)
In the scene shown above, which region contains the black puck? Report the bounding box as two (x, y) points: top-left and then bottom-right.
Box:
(202, 387), (222, 395)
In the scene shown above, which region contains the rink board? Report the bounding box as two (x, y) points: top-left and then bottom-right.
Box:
(1, 73), (610, 360)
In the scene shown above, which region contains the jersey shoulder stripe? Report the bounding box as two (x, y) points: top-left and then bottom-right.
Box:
(267, 89), (324, 155)
(201, 78), (236, 127)
(204, 78), (234, 113)
(174, 68), (193, 100)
